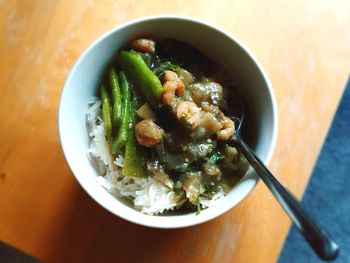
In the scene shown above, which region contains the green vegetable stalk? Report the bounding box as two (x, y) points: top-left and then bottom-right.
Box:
(109, 68), (122, 129)
(111, 72), (131, 154)
(100, 84), (112, 143)
(118, 50), (164, 108)
(122, 96), (147, 178)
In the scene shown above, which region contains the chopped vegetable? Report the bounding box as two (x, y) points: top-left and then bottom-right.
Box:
(109, 68), (122, 129)
(118, 50), (164, 108)
(223, 146), (239, 169)
(111, 72), (131, 154)
(156, 143), (192, 172)
(153, 61), (180, 78)
(223, 145), (249, 174)
(201, 151), (224, 177)
(202, 161), (222, 177)
(122, 97), (147, 178)
(185, 140), (216, 160)
(207, 151), (225, 163)
(177, 69), (194, 86)
(182, 172), (205, 204)
(196, 199), (201, 215)
(100, 84), (112, 143)
(137, 103), (156, 120)
(200, 183), (220, 200)
(147, 161), (173, 187)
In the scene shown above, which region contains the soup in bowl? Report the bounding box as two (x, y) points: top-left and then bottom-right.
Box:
(58, 16), (277, 228)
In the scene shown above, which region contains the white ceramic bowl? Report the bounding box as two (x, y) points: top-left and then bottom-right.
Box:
(58, 16), (278, 228)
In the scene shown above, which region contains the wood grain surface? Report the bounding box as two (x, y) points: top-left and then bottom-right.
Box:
(0, 1), (349, 262)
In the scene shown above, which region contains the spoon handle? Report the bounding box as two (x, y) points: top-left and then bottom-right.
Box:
(233, 135), (339, 261)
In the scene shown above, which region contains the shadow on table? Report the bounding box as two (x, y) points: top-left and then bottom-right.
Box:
(44, 181), (204, 263)
(0, 242), (40, 263)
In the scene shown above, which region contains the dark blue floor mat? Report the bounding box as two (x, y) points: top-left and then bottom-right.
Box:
(278, 78), (350, 263)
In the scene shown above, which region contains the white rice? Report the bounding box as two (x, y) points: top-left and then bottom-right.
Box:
(86, 99), (224, 215)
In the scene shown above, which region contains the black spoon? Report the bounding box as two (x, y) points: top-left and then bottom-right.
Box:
(230, 105), (339, 261)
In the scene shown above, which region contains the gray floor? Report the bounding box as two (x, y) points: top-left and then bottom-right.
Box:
(1, 80), (349, 262)
(278, 78), (350, 263)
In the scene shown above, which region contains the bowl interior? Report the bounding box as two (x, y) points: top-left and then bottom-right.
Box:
(58, 16), (277, 228)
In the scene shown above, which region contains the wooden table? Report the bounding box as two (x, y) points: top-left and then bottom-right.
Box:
(1, 1), (349, 262)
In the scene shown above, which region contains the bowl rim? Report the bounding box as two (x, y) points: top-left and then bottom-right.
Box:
(58, 15), (278, 228)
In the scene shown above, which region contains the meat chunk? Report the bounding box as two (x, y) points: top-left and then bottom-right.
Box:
(131, 38), (155, 53)
(188, 81), (224, 108)
(135, 120), (164, 147)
